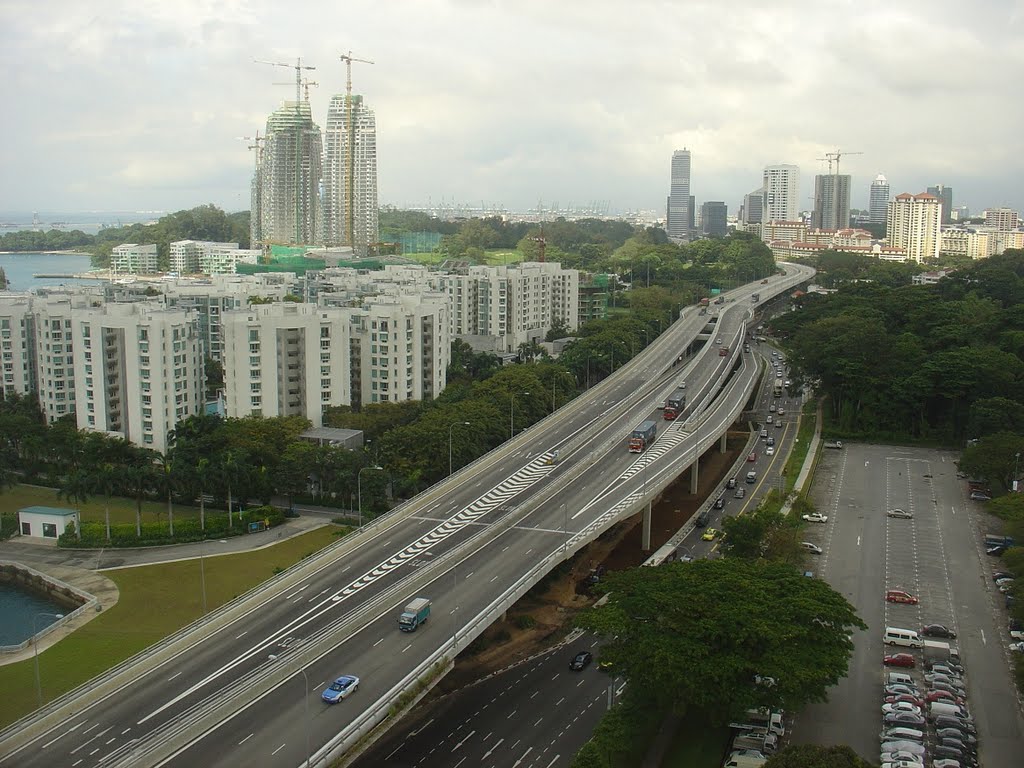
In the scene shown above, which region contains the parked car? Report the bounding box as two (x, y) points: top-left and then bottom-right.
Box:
(993, 571), (1015, 581)
(321, 674), (360, 703)
(923, 624), (957, 639)
(884, 694), (924, 708)
(802, 513), (828, 523)
(970, 490), (992, 501)
(777, 408), (785, 416)
(801, 542), (823, 555)
(884, 653), (916, 668)
(884, 684), (921, 697)
(926, 690), (965, 705)
(883, 711), (926, 727)
(882, 702), (922, 716)
(569, 650), (593, 670)
(1009, 641), (1024, 653)
(878, 727), (924, 743)
(936, 727), (976, 745)
(887, 508), (913, 519)
(886, 590), (919, 605)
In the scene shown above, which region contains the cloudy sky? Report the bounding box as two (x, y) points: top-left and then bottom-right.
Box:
(2, 0), (1022, 218)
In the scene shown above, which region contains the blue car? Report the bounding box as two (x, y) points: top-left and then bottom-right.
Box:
(321, 674), (360, 703)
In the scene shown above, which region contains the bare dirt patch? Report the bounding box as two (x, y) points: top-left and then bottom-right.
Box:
(437, 433), (747, 692)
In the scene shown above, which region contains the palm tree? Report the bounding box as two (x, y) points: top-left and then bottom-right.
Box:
(157, 453), (175, 537)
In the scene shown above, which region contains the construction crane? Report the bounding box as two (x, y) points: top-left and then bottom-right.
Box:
(254, 57), (316, 103)
(817, 149), (864, 176)
(273, 78), (318, 102)
(338, 51), (374, 251)
(237, 131), (264, 170)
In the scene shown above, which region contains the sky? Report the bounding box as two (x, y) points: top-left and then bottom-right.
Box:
(2, 0), (1022, 219)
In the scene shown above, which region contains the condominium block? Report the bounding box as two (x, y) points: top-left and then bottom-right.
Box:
(170, 241), (261, 275)
(0, 295), (36, 399)
(221, 303), (353, 425)
(257, 101), (323, 246)
(323, 93), (379, 256)
(985, 208), (1019, 231)
(887, 193), (941, 262)
(762, 165), (800, 223)
(32, 293), (92, 422)
(71, 302), (204, 452)
(812, 174), (851, 230)
(111, 244), (159, 275)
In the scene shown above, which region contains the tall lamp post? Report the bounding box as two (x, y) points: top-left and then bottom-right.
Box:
(268, 655), (310, 768)
(33, 612), (63, 708)
(357, 465), (384, 527)
(448, 421), (470, 477)
(510, 391), (530, 440)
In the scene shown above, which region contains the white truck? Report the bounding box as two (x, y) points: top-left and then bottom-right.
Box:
(823, 440), (844, 449)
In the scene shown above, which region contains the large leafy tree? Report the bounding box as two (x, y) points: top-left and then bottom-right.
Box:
(958, 431), (1024, 491)
(576, 559), (865, 723)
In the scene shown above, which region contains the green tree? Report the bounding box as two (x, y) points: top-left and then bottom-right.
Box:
(959, 432), (1024, 492)
(764, 744), (874, 768)
(575, 559), (865, 722)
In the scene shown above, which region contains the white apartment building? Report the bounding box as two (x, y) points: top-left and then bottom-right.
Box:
(760, 220), (808, 244)
(111, 244), (159, 276)
(170, 241), (262, 275)
(985, 208), (1020, 232)
(72, 302), (204, 452)
(887, 193), (941, 262)
(221, 303), (353, 425)
(0, 295), (36, 400)
(941, 226), (1024, 260)
(162, 273), (300, 362)
(323, 94), (379, 256)
(353, 294), (449, 407)
(32, 293), (93, 422)
(762, 165), (800, 223)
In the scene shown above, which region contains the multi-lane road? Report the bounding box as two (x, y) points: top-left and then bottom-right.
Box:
(0, 265), (814, 768)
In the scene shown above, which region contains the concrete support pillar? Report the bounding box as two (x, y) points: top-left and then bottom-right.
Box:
(690, 458), (699, 494)
(641, 502), (652, 551)
(720, 431), (728, 453)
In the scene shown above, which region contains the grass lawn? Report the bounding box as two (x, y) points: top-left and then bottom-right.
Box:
(0, 526), (342, 727)
(482, 249), (522, 265)
(5, 483), (205, 526)
(405, 251), (446, 265)
(660, 718), (730, 768)
(784, 398), (818, 493)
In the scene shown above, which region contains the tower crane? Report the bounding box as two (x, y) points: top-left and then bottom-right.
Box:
(273, 78), (319, 102)
(817, 149), (864, 176)
(337, 51), (374, 250)
(254, 57), (316, 103)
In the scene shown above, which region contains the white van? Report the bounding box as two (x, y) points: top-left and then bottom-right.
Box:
(884, 627), (923, 648)
(886, 672), (914, 687)
(929, 701), (970, 720)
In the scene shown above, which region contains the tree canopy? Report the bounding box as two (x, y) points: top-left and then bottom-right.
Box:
(575, 559), (865, 722)
(764, 744), (875, 768)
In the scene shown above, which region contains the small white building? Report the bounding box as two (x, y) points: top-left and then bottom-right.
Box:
(18, 506), (80, 539)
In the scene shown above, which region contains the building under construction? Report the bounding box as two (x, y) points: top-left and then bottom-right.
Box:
(322, 92), (378, 257)
(255, 101), (323, 246)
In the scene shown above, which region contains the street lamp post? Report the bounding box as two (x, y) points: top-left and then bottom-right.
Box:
(510, 391), (530, 440)
(33, 612), (63, 708)
(199, 538), (208, 615)
(357, 465), (384, 527)
(268, 655), (310, 768)
(448, 421), (470, 477)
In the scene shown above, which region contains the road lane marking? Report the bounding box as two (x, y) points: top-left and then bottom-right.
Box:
(546, 756), (560, 768)
(536, 717), (544, 726)
(981, 630), (986, 645)
(168, 672), (182, 681)
(454, 757), (467, 768)
(513, 746), (534, 766)
(236, 631), (247, 639)
(271, 743), (286, 755)
(531, 690), (539, 699)
(482, 737), (504, 759)
(556, 697), (565, 705)
(452, 730), (475, 751)
(373, 638), (383, 647)
(507, 709), (517, 719)
(42, 721), (84, 749)
(403, 643), (412, 652)
(857, 536), (861, 547)
(121, 728), (130, 735)
(72, 761), (82, 767)
(239, 733), (254, 745)
(385, 743), (405, 760)
(70, 727), (111, 754)
(83, 724), (100, 734)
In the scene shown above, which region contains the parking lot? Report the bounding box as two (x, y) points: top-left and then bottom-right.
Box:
(789, 443), (1024, 767)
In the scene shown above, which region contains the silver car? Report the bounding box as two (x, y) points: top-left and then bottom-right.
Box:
(887, 508), (913, 519)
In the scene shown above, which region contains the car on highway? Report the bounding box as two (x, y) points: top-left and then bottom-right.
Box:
(702, 527), (719, 541)
(887, 508), (913, 519)
(886, 589), (919, 605)
(734, 488), (746, 499)
(766, 446), (775, 455)
(569, 650), (593, 670)
(775, 419), (783, 428)
(748, 451), (758, 462)
(766, 415), (773, 424)
(802, 513), (828, 523)
(801, 542), (823, 555)
(716, 337), (723, 345)
(777, 408), (785, 416)
(321, 674), (360, 703)
(727, 477), (737, 489)
(884, 653), (916, 668)
(784, 379), (791, 387)
(923, 624), (957, 639)
(769, 404), (776, 413)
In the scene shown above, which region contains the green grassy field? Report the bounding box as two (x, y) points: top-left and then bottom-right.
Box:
(404, 249), (524, 267)
(0, 526), (342, 727)
(784, 398), (819, 493)
(4, 484), (205, 526)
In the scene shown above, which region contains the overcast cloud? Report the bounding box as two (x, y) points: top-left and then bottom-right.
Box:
(2, 0), (1022, 217)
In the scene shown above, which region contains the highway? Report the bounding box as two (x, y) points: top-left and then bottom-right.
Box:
(0, 265), (814, 768)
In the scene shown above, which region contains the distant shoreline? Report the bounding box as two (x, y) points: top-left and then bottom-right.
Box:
(0, 250), (92, 256)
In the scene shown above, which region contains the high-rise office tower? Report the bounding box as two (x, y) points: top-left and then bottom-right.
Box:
(811, 174), (852, 230)
(762, 165), (800, 222)
(742, 187), (764, 224)
(887, 192), (941, 262)
(666, 149), (692, 242)
(323, 93), (379, 256)
(926, 184), (953, 224)
(701, 202), (728, 237)
(869, 174), (890, 225)
(257, 101), (323, 246)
